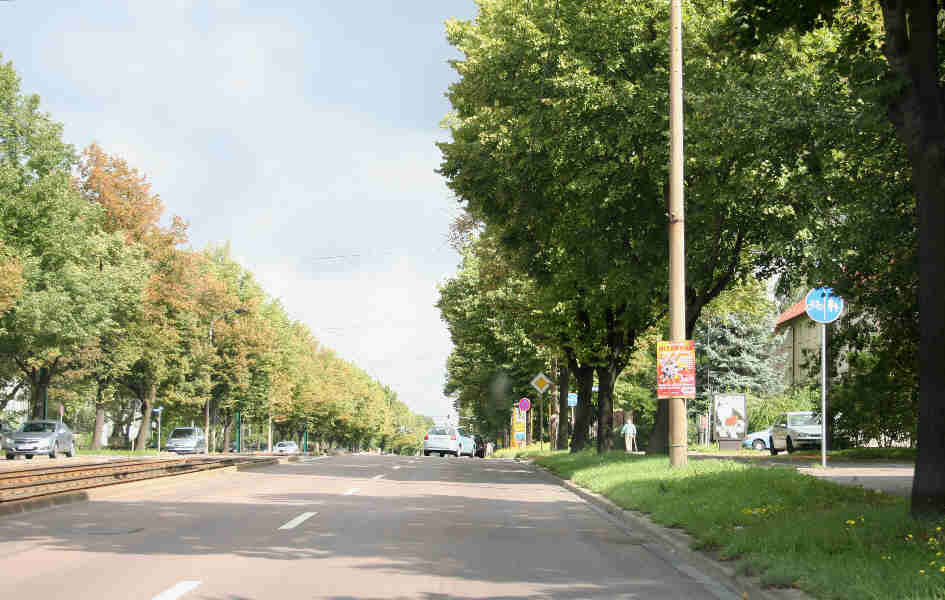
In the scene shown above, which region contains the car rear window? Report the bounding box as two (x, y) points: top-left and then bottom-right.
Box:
(22, 422), (55, 433)
(170, 429), (196, 439)
(428, 427), (452, 435)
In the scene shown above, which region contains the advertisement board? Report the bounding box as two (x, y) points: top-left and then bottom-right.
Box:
(513, 406), (527, 446)
(714, 393), (747, 441)
(656, 340), (696, 399)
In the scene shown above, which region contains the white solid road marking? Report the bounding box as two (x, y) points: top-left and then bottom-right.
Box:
(344, 487), (360, 495)
(371, 474), (384, 480)
(278, 511), (318, 530)
(152, 580), (201, 600)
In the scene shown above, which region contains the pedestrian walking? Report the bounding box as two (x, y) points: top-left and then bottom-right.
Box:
(620, 419), (637, 453)
(485, 441), (494, 457)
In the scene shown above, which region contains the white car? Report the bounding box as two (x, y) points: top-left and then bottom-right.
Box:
(423, 426), (461, 457)
(769, 411), (822, 454)
(274, 441), (299, 455)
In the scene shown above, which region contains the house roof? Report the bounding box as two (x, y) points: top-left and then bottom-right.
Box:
(775, 298), (807, 328)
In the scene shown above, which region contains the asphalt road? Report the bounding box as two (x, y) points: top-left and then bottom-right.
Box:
(0, 454), (738, 599)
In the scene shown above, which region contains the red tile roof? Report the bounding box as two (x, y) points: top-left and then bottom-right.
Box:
(776, 298), (807, 327)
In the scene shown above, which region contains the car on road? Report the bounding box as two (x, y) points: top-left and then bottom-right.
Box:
(769, 411), (822, 455)
(164, 427), (207, 454)
(423, 426), (461, 457)
(5, 420), (74, 459)
(274, 441), (299, 455)
(455, 427), (476, 457)
(742, 428), (772, 451)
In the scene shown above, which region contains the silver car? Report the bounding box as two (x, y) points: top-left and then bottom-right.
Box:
(423, 426), (460, 457)
(165, 427), (207, 454)
(273, 441), (299, 455)
(5, 420), (75, 459)
(769, 411), (822, 454)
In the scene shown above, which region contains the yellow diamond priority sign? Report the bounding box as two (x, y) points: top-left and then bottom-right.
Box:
(530, 372), (551, 394)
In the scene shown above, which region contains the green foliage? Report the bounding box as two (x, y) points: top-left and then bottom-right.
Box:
(695, 313), (787, 405)
(831, 350), (917, 447)
(746, 388), (818, 433)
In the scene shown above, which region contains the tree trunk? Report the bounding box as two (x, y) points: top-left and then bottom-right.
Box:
(135, 382), (155, 451)
(556, 360), (570, 450)
(870, 0), (945, 518)
(911, 119), (945, 516)
(569, 361), (595, 453)
(91, 383), (107, 450)
(223, 411), (233, 453)
(596, 363), (618, 453)
(28, 367), (51, 420)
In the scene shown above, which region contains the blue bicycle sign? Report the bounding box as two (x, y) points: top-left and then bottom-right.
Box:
(805, 287), (844, 324)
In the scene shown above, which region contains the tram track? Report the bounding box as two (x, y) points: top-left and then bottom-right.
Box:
(0, 456), (274, 504)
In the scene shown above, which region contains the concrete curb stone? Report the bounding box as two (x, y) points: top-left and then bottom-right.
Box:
(517, 458), (811, 600)
(0, 456), (280, 518)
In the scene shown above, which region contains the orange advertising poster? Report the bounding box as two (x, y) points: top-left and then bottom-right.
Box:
(656, 340), (696, 399)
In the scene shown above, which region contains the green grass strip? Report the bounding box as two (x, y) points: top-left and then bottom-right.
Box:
(530, 450), (945, 600)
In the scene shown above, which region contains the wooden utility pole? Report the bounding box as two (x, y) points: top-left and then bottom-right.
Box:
(668, 0), (688, 467)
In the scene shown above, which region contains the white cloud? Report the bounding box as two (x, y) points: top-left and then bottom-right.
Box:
(17, 1), (468, 417)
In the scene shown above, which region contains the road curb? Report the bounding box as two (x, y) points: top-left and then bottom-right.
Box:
(518, 459), (809, 600)
(0, 457), (281, 518)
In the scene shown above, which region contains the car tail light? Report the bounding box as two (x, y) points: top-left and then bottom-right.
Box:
(424, 434), (429, 440)
(450, 435), (456, 440)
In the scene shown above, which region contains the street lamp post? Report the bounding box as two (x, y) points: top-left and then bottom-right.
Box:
(206, 308), (248, 454)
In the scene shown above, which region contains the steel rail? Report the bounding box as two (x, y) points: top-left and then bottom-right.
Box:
(0, 457), (260, 503)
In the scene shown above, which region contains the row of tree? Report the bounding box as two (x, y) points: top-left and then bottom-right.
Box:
(0, 56), (430, 455)
(435, 0), (942, 517)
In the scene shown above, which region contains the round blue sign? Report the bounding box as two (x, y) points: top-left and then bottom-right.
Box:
(567, 393), (578, 407)
(805, 287), (844, 324)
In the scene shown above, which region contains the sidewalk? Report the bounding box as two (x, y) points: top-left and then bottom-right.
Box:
(797, 461), (914, 496)
(689, 452), (915, 496)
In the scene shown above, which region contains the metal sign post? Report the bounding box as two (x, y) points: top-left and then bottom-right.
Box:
(805, 287), (844, 469)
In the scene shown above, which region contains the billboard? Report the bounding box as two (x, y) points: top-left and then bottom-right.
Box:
(714, 394), (747, 441)
(656, 340), (696, 399)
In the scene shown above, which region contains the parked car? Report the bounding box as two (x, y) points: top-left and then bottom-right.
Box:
(455, 427), (476, 457)
(769, 411), (822, 455)
(742, 428), (772, 451)
(274, 441), (299, 455)
(165, 427), (207, 454)
(5, 420), (74, 459)
(423, 426), (461, 457)
(473, 434), (485, 458)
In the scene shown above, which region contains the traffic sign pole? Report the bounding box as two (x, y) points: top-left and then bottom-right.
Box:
(821, 323), (827, 469)
(805, 287), (843, 469)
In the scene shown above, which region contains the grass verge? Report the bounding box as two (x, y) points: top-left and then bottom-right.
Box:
(527, 450), (944, 600)
(76, 449), (164, 457)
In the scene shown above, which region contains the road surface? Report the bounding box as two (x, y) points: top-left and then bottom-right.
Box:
(0, 454), (737, 599)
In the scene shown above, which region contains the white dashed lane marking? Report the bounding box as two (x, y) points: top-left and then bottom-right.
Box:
(371, 474), (384, 480)
(278, 512), (318, 530)
(344, 488), (360, 495)
(152, 580), (201, 600)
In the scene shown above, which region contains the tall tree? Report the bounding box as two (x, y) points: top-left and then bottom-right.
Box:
(0, 58), (145, 419)
(732, 0), (944, 518)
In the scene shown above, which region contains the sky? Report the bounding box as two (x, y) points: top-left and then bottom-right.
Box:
(1, 0), (480, 421)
